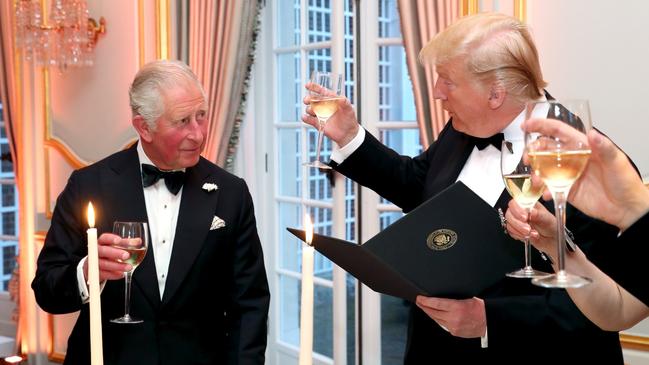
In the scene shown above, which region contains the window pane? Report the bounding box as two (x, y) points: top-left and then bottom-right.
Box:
(2, 212), (15, 236)
(2, 185), (15, 207)
(313, 284), (333, 357)
(378, 0), (400, 38)
(380, 212), (407, 364)
(307, 48), (332, 76)
(379, 129), (422, 157)
(345, 179), (356, 242)
(305, 142), (333, 201)
(277, 52), (302, 123)
(2, 245), (16, 276)
(279, 202), (302, 272)
(307, 0), (332, 43)
(381, 294), (408, 364)
(277, 0), (300, 48)
(378, 46), (415, 121)
(278, 128), (302, 197)
(343, 1), (355, 105)
(279, 274), (300, 346)
(1, 144), (12, 173)
(307, 206), (333, 280)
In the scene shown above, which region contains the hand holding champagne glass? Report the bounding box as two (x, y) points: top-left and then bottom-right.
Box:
(501, 140), (549, 278)
(111, 221), (148, 324)
(304, 70), (344, 169)
(525, 100), (592, 288)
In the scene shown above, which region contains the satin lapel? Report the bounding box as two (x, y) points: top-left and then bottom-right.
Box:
(427, 124), (475, 197)
(161, 160), (218, 305)
(104, 145), (161, 309)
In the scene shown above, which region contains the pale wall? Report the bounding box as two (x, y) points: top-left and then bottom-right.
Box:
(528, 0), (649, 178)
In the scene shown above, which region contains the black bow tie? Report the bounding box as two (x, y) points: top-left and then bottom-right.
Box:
(141, 164), (186, 195)
(471, 133), (504, 151)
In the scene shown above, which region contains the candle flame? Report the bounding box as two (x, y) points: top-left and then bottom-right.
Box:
(87, 202), (95, 228)
(304, 214), (313, 246)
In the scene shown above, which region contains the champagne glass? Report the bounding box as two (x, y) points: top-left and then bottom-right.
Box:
(304, 70), (344, 169)
(110, 221), (149, 324)
(525, 100), (592, 288)
(501, 139), (550, 278)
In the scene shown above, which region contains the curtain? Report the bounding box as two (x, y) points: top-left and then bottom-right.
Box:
(188, 0), (262, 170)
(0, 0), (24, 354)
(397, 0), (460, 146)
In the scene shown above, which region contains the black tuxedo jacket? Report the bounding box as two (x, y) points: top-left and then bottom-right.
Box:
(32, 145), (270, 365)
(333, 121), (624, 364)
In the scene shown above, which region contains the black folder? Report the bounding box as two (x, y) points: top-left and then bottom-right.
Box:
(287, 182), (523, 302)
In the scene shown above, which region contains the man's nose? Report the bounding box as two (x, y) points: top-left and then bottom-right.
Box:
(187, 119), (205, 141)
(433, 80), (446, 100)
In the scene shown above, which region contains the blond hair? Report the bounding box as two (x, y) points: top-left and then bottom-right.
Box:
(419, 12), (546, 103)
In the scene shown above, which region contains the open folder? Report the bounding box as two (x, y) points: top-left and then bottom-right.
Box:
(287, 181), (523, 302)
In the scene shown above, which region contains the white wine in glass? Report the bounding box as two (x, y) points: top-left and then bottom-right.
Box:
(304, 70), (344, 169)
(111, 221), (149, 324)
(525, 99), (592, 289)
(501, 140), (550, 278)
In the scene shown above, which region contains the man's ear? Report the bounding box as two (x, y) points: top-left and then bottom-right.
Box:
(488, 84), (506, 109)
(132, 116), (154, 143)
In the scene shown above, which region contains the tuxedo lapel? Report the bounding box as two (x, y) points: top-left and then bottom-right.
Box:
(161, 159), (219, 305)
(103, 145), (161, 309)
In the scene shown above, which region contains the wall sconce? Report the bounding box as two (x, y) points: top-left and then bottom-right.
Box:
(15, 0), (106, 71)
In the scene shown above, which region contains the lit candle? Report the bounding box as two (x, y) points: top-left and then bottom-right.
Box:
(299, 215), (314, 365)
(87, 202), (103, 365)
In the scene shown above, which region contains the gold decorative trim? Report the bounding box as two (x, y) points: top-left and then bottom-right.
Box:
(44, 138), (88, 170)
(44, 147), (52, 219)
(514, 0), (526, 22)
(156, 0), (171, 59)
(461, 0), (479, 16)
(620, 333), (649, 351)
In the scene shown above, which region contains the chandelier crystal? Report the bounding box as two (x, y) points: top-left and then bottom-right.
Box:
(15, 0), (106, 70)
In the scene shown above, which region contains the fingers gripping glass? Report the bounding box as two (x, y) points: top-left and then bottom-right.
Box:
(501, 140), (550, 279)
(525, 100), (592, 288)
(304, 71), (344, 169)
(110, 221), (149, 324)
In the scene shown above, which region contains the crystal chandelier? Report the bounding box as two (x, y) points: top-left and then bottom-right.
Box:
(15, 0), (106, 70)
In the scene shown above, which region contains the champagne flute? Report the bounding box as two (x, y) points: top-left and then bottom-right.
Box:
(525, 100), (592, 288)
(501, 139), (550, 278)
(110, 221), (148, 324)
(304, 70), (344, 169)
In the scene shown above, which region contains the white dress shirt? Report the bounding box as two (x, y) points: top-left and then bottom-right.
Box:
(77, 142), (185, 302)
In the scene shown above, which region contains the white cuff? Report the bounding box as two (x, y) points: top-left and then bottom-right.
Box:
(331, 127), (365, 164)
(77, 257), (90, 303)
(481, 326), (488, 348)
(77, 256), (107, 304)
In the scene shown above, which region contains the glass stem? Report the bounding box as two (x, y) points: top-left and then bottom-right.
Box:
(314, 117), (327, 163)
(552, 190), (568, 278)
(523, 208), (533, 269)
(123, 271), (133, 317)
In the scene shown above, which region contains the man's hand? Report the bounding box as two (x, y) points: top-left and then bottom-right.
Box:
(506, 200), (558, 262)
(415, 296), (486, 338)
(302, 82), (359, 147)
(83, 233), (133, 282)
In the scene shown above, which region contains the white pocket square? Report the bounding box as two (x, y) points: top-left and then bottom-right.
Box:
(210, 216), (226, 230)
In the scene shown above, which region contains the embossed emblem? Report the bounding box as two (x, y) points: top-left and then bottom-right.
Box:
(426, 229), (458, 251)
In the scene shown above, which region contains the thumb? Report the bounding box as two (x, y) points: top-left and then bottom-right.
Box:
(588, 130), (617, 162)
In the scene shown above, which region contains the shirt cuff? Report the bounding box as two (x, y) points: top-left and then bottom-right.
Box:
(77, 256), (107, 304)
(481, 326), (488, 348)
(77, 257), (90, 303)
(331, 127), (365, 164)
